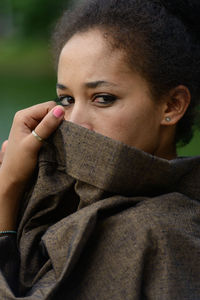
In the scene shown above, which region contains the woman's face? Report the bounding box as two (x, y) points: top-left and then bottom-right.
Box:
(57, 29), (167, 155)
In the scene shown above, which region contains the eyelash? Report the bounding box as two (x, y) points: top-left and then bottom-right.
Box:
(55, 94), (117, 107)
(55, 95), (74, 106)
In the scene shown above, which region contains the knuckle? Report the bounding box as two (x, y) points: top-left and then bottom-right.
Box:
(46, 101), (57, 112)
(14, 110), (25, 122)
(42, 100), (55, 108)
(47, 100), (56, 106)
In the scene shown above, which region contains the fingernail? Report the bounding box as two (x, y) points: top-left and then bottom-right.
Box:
(53, 107), (64, 118)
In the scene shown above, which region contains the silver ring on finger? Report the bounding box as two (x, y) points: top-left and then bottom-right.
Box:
(31, 130), (43, 142)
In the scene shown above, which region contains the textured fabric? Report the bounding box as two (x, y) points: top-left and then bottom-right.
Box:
(0, 120), (200, 299)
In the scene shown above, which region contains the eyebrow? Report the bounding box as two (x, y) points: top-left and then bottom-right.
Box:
(56, 83), (67, 90)
(56, 80), (117, 90)
(85, 80), (117, 89)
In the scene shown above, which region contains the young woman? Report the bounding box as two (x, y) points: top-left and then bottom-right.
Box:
(0, 0), (200, 298)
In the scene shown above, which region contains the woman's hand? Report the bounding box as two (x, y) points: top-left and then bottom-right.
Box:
(0, 101), (65, 230)
(0, 140), (8, 166)
(1, 101), (65, 183)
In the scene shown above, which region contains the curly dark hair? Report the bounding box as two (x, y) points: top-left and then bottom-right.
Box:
(52, 0), (200, 146)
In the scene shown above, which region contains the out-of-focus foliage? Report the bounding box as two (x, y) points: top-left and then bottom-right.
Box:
(0, 0), (74, 143)
(12, 0), (70, 38)
(0, 0), (72, 39)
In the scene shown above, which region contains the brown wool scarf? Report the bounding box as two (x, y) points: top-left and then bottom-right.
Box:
(0, 120), (200, 299)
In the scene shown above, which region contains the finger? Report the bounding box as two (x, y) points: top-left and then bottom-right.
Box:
(0, 152), (4, 165)
(0, 141), (8, 165)
(24, 101), (56, 119)
(1, 140), (8, 153)
(14, 101), (57, 130)
(30, 105), (65, 143)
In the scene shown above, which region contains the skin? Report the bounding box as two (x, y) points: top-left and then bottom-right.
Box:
(0, 28), (191, 229)
(57, 29), (178, 158)
(0, 103), (65, 229)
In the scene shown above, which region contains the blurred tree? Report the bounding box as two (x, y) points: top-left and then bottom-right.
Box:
(12, 0), (71, 38)
(0, 0), (74, 142)
(0, 0), (72, 39)
(0, 0), (14, 37)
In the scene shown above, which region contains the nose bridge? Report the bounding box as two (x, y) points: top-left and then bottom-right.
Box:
(67, 100), (93, 130)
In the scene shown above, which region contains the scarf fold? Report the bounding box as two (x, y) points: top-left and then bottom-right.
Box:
(14, 120), (200, 299)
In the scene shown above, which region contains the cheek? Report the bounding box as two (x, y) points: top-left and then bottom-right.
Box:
(64, 109), (71, 121)
(95, 109), (138, 142)
(98, 105), (160, 150)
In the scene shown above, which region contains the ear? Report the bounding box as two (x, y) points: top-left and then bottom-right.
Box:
(161, 85), (191, 125)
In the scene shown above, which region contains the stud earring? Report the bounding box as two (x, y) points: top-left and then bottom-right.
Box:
(165, 117), (171, 122)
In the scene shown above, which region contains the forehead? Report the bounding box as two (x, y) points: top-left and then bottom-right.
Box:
(58, 29), (131, 80)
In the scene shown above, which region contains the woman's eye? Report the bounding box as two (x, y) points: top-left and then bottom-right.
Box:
(94, 94), (117, 105)
(56, 96), (74, 106)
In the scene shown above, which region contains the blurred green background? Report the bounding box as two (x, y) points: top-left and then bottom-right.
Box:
(0, 0), (71, 141)
(0, 0), (199, 156)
